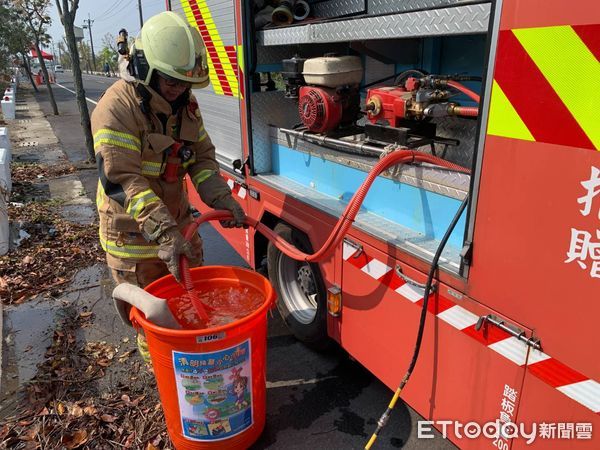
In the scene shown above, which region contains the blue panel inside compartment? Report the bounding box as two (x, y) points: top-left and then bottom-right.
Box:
(272, 144), (467, 249)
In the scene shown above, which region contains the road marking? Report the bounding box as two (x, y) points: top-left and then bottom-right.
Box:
(266, 376), (337, 389)
(55, 82), (98, 105)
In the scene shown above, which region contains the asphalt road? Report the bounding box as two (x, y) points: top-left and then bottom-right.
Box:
(34, 72), (453, 450)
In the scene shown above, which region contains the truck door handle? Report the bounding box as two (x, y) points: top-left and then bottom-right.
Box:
(395, 265), (436, 292)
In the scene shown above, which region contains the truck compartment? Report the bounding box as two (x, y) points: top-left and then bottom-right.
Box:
(246, 2), (491, 274)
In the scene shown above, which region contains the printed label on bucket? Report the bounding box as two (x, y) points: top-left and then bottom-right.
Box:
(173, 340), (253, 441)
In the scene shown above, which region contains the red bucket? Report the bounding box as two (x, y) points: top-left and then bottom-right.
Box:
(130, 266), (275, 449)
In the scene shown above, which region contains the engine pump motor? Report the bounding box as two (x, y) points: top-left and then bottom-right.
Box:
(285, 54), (363, 133)
(298, 85), (359, 133)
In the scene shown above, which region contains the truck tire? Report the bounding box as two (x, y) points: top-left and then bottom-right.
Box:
(267, 222), (330, 348)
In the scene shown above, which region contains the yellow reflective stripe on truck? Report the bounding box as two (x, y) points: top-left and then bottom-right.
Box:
(512, 25), (600, 149)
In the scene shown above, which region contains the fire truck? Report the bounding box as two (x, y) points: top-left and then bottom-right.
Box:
(167, 0), (599, 447)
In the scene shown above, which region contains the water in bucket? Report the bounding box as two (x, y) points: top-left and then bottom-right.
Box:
(132, 266), (274, 449)
(168, 285), (265, 329)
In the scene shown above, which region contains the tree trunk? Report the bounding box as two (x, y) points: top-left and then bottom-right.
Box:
(64, 22), (95, 162)
(21, 54), (38, 93)
(34, 40), (59, 115)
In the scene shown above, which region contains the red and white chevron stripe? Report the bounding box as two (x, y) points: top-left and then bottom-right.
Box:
(342, 241), (600, 414)
(226, 178), (247, 200)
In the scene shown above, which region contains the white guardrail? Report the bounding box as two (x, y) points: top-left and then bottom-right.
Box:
(0, 71), (17, 254)
(0, 127), (11, 255)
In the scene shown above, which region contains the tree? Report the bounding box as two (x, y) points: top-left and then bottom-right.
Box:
(0, 0), (38, 91)
(57, 40), (71, 69)
(78, 40), (93, 74)
(15, 0), (59, 115)
(97, 42), (117, 77)
(56, 0), (94, 162)
(102, 33), (117, 53)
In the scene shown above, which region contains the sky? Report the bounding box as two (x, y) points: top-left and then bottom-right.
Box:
(44, 0), (169, 55)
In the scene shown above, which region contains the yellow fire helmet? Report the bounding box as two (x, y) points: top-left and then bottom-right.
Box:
(131, 11), (209, 88)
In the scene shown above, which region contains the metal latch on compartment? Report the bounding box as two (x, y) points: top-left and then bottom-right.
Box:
(475, 314), (542, 351)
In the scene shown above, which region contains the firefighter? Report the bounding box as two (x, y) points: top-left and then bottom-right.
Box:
(93, 12), (245, 297)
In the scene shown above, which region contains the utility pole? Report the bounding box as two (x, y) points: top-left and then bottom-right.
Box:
(83, 14), (96, 71)
(138, 0), (144, 28)
(51, 43), (57, 70)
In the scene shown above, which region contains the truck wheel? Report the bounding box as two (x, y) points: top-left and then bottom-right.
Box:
(267, 222), (329, 348)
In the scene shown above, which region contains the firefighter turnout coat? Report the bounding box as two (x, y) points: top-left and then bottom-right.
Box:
(92, 79), (222, 272)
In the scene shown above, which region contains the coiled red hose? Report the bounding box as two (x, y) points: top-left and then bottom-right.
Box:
(180, 149), (470, 321)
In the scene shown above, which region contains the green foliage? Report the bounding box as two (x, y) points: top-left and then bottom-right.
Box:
(14, 0), (53, 44)
(0, 0), (35, 78)
(97, 46), (117, 72)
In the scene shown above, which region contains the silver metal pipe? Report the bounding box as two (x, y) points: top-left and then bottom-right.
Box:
(279, 127), (384, 156)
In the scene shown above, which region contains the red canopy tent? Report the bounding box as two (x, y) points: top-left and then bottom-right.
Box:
(29, 48), (54, 60)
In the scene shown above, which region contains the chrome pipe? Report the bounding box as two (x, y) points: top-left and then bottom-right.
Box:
(279, 127), (384, 156)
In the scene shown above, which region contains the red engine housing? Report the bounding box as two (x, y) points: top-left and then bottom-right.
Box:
(366, 86), (412, 127)
(298, 86), (343, 133)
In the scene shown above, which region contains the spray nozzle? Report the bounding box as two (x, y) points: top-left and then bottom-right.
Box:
(117, 28), (129, 56)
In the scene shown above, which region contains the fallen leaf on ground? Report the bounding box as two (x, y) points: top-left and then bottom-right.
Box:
(61, 429), (88, 449)
(70, 404), (84, 418)
(100, 414), (117, 423)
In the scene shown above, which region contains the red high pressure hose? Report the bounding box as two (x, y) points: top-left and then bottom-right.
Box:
(453, 106), (479, 117)
(447, 80), (481, 103)
(178, 149), (469, 322)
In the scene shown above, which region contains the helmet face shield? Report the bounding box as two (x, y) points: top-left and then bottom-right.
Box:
(172, 52), (209, 86)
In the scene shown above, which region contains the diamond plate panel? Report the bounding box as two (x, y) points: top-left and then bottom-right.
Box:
(259, 4), (490, 45)
(368, 0), (486, 15)
(259, 24), (312, 46)
(251, 92), (300, 173)
(256, 173), (462, 270)
(312, 0), (366, 18)
(433, 117), (478, 168)
(257, 45), (298, 66)
(313, 4), (490, 41)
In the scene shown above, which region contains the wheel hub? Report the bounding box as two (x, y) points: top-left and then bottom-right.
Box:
(297, 265), (315, 296)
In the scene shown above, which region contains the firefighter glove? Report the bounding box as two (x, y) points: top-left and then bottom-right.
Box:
(213, 195), (246, 228)
(195, 173), (246, 228)
(157, 227), (194, 282)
